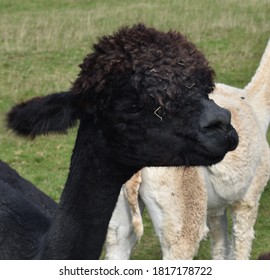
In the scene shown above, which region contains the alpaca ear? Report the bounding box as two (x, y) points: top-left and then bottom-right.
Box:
(7, 91), (81, 138)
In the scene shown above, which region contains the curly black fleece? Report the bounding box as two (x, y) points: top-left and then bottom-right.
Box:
(73, 23), (215, 114)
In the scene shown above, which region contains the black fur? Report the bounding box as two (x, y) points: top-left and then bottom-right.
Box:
(7, 91), (79, 137)
(1, 24), (238, 259)
(0, 161), (56, 259)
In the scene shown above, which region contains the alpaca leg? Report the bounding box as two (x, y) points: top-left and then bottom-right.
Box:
(124, 171), (144, 239)
(230, 201), (258, 259)
(230, 153), (269, 260)
(105, 172), (144, 259)
(160, 201), (208, 260)
(207, 209), (231, 259)
(140, 167), (207, 259)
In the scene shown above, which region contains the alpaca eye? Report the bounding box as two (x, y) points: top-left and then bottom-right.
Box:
(126, 104), (141, 114)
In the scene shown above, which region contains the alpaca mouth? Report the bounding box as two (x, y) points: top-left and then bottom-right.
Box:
(226, 129), (239, 151)
(189, 129), (238, 166)
(178, 150), (225, 167)
(200, 126), (238, 157)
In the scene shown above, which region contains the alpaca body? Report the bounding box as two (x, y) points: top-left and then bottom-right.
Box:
(0, 160), (56, 259)
(206, 84), (267, 211)
(206, 83), (269, 259)
(1, 24), (237, 259)
(205, 39), (270, 259)
(105, 39), (270, 260)
(106, 167), (208, 260)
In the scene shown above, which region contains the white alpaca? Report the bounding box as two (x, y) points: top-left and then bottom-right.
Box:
(105, 39), (270, 260)
(106, 168), (208, 259)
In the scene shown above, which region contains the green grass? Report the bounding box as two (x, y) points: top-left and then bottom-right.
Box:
(0, 0), (269, 259)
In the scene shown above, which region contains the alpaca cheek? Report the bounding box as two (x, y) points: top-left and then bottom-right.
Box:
(113, 123), (127, 132)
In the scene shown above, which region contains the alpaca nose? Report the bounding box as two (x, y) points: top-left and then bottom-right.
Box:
(200, 99), (231, 131)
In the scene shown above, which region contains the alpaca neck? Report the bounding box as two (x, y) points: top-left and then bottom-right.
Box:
(38, 121), (137, 259)
(245, 39), (270, 133)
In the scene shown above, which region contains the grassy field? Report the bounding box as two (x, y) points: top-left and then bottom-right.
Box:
(0, 0), (269, 259)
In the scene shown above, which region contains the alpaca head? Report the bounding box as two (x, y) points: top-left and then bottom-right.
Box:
(7, 24), (238, 168)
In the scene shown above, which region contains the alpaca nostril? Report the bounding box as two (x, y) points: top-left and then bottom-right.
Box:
(205, 120), (227, 131)
(200, 100), (232, 132)
(203, 113), (231, 131)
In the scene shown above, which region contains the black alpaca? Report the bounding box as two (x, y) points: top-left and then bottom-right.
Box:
(0, 24), (238, 259)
